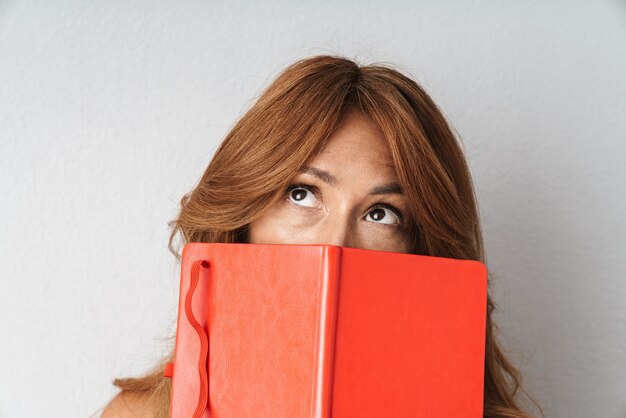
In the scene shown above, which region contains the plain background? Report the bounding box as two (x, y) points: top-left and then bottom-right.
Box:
(1, 1), (625, 417)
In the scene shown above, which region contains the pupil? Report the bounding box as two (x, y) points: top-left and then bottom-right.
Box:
(292, 189), (306, 201)
(371, 208), (385, 220)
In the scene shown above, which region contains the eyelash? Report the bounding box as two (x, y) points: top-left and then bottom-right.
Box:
(284, 183), (405, 225)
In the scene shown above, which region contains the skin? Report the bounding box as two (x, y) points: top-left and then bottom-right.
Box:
(248, 110), (413, 254)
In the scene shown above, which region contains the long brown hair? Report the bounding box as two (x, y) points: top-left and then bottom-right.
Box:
(108, 54), (543, 418)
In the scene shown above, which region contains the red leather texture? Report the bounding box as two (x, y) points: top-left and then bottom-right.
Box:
(169, 242), (488, 418)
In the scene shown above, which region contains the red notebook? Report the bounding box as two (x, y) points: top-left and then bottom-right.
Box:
(166, 242), (488, 418)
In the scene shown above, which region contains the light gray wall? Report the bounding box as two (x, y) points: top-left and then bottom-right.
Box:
(1, 1), (624, 417)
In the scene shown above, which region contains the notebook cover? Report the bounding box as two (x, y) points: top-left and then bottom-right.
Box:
(169, 242), (488, 418)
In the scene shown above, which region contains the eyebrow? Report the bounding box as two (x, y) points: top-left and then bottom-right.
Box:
(299, 165), (404, 195)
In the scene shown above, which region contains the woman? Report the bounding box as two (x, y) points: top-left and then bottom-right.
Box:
(101, 54), (543, 417)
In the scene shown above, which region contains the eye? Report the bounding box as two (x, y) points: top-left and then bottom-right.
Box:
(286, 184), (320, 208)
(365, 204), (402, 226)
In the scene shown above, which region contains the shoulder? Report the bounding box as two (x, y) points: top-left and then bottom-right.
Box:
(101, 391), (153, 418)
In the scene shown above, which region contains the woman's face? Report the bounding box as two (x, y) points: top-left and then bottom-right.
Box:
(248, 110), (413, 254)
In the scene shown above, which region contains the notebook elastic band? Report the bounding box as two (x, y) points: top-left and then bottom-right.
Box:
(185, 259), (210, 418)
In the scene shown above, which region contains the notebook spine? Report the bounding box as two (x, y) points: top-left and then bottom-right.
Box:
(311, 246), (342, 418)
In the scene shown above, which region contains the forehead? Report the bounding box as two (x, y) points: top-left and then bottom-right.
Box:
(309, 111), (396, 175)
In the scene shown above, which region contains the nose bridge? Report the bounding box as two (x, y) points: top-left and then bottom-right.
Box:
(320, 207), (354, 247)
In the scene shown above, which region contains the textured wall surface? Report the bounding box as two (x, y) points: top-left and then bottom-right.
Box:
(1, 1), (625, 417)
